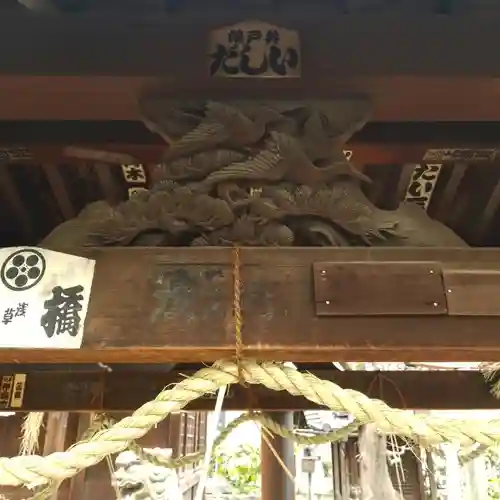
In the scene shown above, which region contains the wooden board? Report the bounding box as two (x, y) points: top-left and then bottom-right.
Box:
(0, 367), (494, 412)
(313, 262), (447, 315)
(0, 248), (499, 363)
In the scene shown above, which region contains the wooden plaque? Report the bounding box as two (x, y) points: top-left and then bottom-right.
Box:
(207, 20), (301, 79)
(313, 262), (447, 316)
(444, 269), (500, 316)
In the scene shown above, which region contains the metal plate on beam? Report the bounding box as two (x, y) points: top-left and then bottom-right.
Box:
(444, 269), (500, 315)
(313, 262), (447, 316)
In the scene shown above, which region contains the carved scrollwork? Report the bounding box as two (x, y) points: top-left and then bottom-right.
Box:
(41, 97), (467, 249)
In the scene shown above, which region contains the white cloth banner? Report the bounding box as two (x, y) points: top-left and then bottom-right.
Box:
(0, 247), (95, 348)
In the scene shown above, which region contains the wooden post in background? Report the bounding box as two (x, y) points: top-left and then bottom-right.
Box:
(261, 412), (296, 500)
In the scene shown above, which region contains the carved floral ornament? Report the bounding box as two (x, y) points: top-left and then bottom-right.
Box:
(41, 96), (467, 250)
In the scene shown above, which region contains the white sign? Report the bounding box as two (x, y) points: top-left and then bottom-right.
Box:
(405, 163), (442, 211)
(121, 164), (147, 184)
(0, 247), (95, 349)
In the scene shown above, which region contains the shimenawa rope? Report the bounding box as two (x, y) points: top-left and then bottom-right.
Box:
(3, 360), (500, 488)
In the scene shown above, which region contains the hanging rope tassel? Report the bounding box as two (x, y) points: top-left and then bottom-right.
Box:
(232, 246), (246, 385)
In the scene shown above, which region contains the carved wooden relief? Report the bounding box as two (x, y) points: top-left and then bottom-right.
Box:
(40, 97), (468, 250)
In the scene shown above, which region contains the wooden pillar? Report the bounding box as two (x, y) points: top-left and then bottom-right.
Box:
(43, 412), (73, 500)
(261, 412), (295, 500)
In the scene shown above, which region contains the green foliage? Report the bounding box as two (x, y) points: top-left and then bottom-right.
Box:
(486, 447), (500, 499)
(213, 443), (261, 494)
(488, 477), (500, 500)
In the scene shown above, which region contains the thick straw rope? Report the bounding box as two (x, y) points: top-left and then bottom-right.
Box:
(2, 360), (500, 488)
(458, 362), (500, 464)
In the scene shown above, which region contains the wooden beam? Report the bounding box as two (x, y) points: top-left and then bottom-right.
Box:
(3, 143), (438, 167)
(1, 143), (499, 168)
(2, 248), (500, 364)
(2, 122), (500, 165)
(6, 76), (500, 121)
(2, 13), (500, 120)
(3, 121), (500, 145)
(0, 368), (494, 412)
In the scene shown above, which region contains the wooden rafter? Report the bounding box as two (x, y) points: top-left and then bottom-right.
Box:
(94, 162), (125, 205)
(0, 165), (34, 241)
(395, 164), (417, 204)
(42, 163), (76, 220)
(431, 162), (468, 224)
(475, 173), (500, 243)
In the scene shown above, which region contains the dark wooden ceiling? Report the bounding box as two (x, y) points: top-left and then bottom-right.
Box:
(0, 0), (493, 15)
(0, 160), (129, 247)
(5, 5), (500, 122)
(2, 120), (500, 248)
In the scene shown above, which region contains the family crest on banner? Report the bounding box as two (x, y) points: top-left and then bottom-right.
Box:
(0, 247), (95, 349)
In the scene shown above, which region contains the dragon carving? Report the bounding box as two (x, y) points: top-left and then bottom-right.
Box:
(41, 97), (467, 249)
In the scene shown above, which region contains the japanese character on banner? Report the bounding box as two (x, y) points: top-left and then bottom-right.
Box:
(2, 302), (28, 325)
(405, 164), (442, 210)
(41, 285), (84, 338)
(0, 247), (95, 349)
(121, 164), (147, 184)
(0, 376), (13, 409)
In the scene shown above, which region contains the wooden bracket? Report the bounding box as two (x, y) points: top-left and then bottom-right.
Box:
(312, 261), (448, 316)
